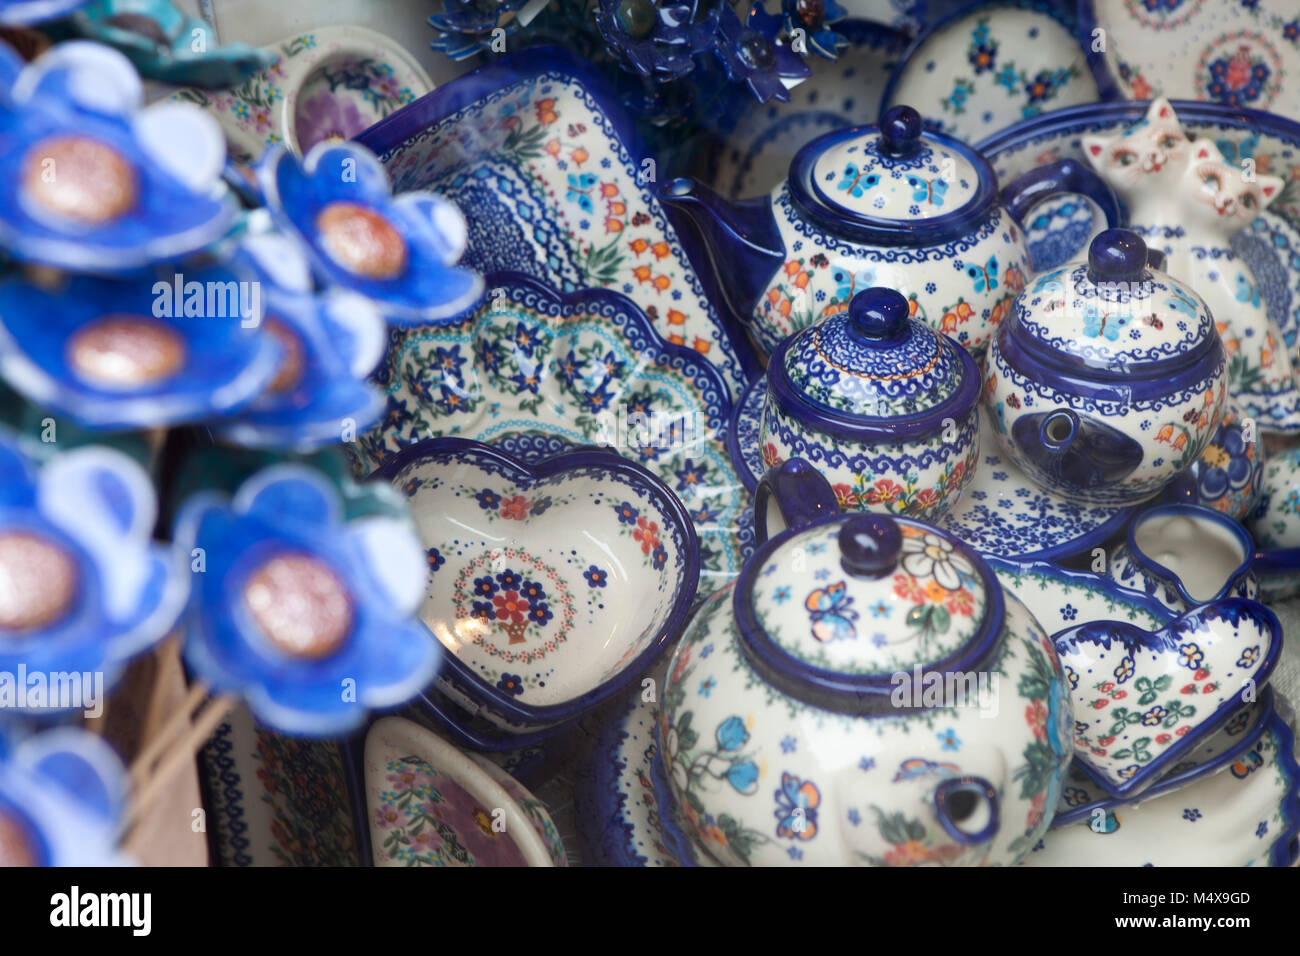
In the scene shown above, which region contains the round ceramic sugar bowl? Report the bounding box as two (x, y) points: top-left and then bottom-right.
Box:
(657, 460), (1074, 867)
(986, 229), (1228, 507)
(760, 287), (981, 520)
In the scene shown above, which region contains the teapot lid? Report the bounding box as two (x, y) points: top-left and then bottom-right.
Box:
(734, 510), (1004, 715)
(1006, 229), (1219, 376)
(788, 106), (997, 246)
(770, 287), (979, 442)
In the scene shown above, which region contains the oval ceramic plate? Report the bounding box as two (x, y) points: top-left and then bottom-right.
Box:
(705, 20), (910, 201)
(728, 375), (1137, 562)
(364, 716), (555, 866)
(1080, 0), (1300, 117)
(468, 753), (568, 865)
(171, 24), (432, 163)
(883, 0), (1097, 145)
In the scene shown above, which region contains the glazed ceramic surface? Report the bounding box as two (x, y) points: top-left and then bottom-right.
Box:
(978, 100), (1300, 373)
(1080, 0), (1300, 116)
(355, 46), (754, 397)
(705, 20), (909, 201)
(1055, 599), (1281, 797)
(884, 0), (1098, 145)
(759, 288), (981, 520)
(1108, 503), (1258, 611)
(1025, 706), (1300, 866)
(1250, 446), (1300, 549)
(356, 272), (751, 594)
(656, 464), (1073, 866)
(364, 716), (554, 866)
(171, 25), (431, 162)
(1080, 99), (1300, 434)
(1164, 400), (1263, 520)
(378, 439), (697, 736)
(987, 557), (1173, 637)
(987, 229), (1228, 506)
(468, 752), (568, 865)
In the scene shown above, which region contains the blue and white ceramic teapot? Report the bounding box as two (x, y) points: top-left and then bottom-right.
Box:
(661, 104), (1119, 357)
(657, 459), (1075, 866)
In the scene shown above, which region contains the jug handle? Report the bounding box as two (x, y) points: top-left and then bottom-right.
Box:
(753, 458), (840, 545)
(999, 158), (1121, 236)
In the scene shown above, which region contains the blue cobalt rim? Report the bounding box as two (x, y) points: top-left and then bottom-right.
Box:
(787, 124), (1001, 247)
(725, 374), (764, 493)
(1124, 502), (1256, 608)
(1076, 0), (1130, 103)
(1057, 597), (1284, 801)
(368, 436), (700, 730)
(767, 322), (981, 443)
(732, 509), (1007, 716)
(984, 554), (1176, 626)
(1049, 686), (1277, 828)
(975, 97), (1300, 159)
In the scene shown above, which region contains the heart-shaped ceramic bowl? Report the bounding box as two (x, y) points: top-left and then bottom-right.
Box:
(372, 437), (698, 739)
(1054, 599), (1282, 798)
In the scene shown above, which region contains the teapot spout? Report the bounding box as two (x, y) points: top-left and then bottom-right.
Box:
(659, 177), (784, 328)
(1010, 409), (1144, 494)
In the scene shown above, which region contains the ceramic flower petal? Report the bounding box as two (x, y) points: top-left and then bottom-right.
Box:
(0, 728), (131, 866)
(0, 0), (92, 26)
(0, 269), (282, 430)
(0, 43), (235, 272)
(259, 140), (485, 326)
(174, 466), (441, 737)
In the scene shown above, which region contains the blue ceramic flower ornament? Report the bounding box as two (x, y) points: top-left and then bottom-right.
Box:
(0, 265), (281, 431)
(0, 433), (187, 694)
(781, 0), (848, 60)
(174, 466), (440, 736)
(595, 0), (713, 78)
(428, 0), (530, 60)
(59, 0), (276, 88)
(0, 41), (235, 273)
(713, 2), (810, 103)
(258, 140), (484, 327)
(0, 728), (131, 866)
(212, 233), (388, 451)
(0, 0), (90, 26)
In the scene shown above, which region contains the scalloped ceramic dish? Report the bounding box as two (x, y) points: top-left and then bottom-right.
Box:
(357, 271), (752, 596)
(375, 438), (698, 738)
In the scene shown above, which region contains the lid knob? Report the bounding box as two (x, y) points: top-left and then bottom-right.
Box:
(878, 105), (923, 158)
(1087, 228), (1148, 283)
(848, 287), (909, 342)
(838, 514), (902, 579)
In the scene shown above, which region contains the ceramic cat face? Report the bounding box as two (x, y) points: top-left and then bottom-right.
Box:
(1182, 140), (1284, 234)
(1082, 99), (1192, 194)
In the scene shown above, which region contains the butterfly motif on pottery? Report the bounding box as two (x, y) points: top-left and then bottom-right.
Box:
(1082, 303), (1131, 342)
(1166, 286), (1200, 319)
(1235, 273), (1261, 308)
(907, 175), (948, 207)
(774, 773), (820, 840)
(837, 164), (880, 199)
(805, 581), (858, 643)
(1230, 749), (1264, 779)
(566, 173), (598, 213)
(833, 266), (876, 303)
(1081, 98), (1193, 190)
(892, 758), (960, 782)
(966, 255), (998, 294)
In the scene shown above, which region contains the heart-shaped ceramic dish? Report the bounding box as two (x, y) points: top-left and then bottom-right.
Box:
(355, 271), (750, 597)
(372, 437), (698, 739)
(1054, 599), (1282, 798)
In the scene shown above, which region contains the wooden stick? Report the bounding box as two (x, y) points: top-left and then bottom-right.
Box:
(128, 680), (210, 785)
(135, 637), (180, 748)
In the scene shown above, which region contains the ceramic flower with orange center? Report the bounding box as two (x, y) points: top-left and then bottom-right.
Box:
(259, 140), (483, 326)
(0, 728), (132, 866)
(174, 465), (439, 735)
(0, 41), (235, 272)
(0, 432), (186, 697)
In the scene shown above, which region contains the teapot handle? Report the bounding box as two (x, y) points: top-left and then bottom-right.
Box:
(999, 158), (1121, 238)
(753, 458), (840, 545)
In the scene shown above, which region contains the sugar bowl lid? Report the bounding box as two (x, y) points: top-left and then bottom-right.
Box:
(769, 287), (980, 442)
(788, 106), (997, 245)
(735, 494), (1005, 716)
(1006, 229), (1219, 376)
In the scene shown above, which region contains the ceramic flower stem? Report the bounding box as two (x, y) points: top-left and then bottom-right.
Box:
(126, 679), (212, 788)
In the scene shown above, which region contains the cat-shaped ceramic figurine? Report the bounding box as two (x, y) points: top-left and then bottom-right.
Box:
(1083, 99), (1300, 435)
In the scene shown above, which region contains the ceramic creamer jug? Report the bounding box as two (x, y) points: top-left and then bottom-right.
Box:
(661, 104), (1119, 356)
(657, 459), (1074, 866)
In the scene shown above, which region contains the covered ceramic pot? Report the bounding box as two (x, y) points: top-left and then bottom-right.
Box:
(657, 460), (1074, 867)
(986, 229), (1228, 506)
(759, 287), (980, 520)
(660, 104), (1119, 356)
